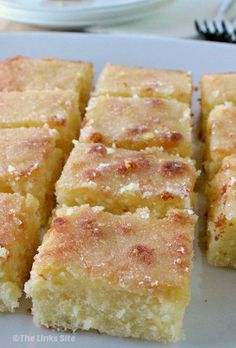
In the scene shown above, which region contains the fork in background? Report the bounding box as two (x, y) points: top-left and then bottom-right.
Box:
(195, 0), (236, 43)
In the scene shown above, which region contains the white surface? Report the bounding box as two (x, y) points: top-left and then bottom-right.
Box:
(1, 0), (235, 39)
(0, 0), (164, 28)
(0, 0), (161, 10)
(95, 0), (236, 38)
(0, 32), (235, 348)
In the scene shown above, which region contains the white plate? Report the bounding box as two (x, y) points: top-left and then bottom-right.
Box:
(0, 32), (236, 348)
(0, 0), (163, 28)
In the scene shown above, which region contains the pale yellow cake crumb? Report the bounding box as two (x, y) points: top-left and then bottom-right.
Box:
(205, 103), (236, 177)
(0, 193), (40, 311)
(201, 72), (236, 136)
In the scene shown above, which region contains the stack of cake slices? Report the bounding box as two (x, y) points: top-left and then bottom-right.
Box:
(25, 63), (199, 342)
(0, 56), (94, 311)
(201, 73), (236, 268)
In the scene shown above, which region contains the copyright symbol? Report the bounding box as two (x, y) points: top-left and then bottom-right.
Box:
(13, 335), (19, 342)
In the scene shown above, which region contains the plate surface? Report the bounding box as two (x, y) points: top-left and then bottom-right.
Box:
(0, 0), (162, 28)
(0, 32), (235, 348)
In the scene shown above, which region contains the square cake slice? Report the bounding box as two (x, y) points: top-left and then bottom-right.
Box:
(207, 154), (236, 268)
(0, 127), (63, 225)
(80, 96), (192, 157)
(25, 205), (197, 342)
(201, 72), (236, 135)
(94, 64), (192, 104)
(0, 193), (40, 312)
(56, 143), (198, 217)
(0, 56), (94, 114)
(205, 103), (236, 177)
(0, 90), (80, 155)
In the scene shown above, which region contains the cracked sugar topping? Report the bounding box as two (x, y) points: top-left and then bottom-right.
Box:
(35, 205), (197, 293)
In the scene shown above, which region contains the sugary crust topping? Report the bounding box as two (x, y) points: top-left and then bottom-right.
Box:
(57, 143), (197, 204)
(80, 96), (191, 153)
(115, 157), (150, 175)
(0, 193), (39, 248)
(0, 127), (58, 179)
(0, 90), (78, 128)
(0, 56), (93, 92)
(88, 143), (107, 156)
(127, 244), (156, 265)
(34, 205), (197, 293)
(94, 64), (192, 103)
(201, 73), (236, 113)
(161, 161), (189, 177)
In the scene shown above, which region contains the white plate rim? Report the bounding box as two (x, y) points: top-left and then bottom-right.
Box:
(0, 0), (164, 27)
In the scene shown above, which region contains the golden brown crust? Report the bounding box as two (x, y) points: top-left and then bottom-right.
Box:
(0, 90), (80, 154)
(0, 193), (39, 249)
(127, 244), (156, 266)
(33, 205), (197, 293)
(0, 127), (58, 181)
(0, 90), (77, 127)
(201, 73), (236, 117)
(0, 56), (93, 92)
(94, 64), (192, 104)
(56, 143), (197, 213)
(160, 161), (188, 177)
(80, 96), (191, 155)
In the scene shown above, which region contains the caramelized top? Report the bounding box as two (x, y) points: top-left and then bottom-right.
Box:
(80, 96), (192, 155)
(0, 127), (59, 185)
(94, 64), (192, 104)
(201, 73), (236, 114)
(0, 56), (92, 92)
(0, 193), (39, 251)
(33, 205), (196, 295)
(0, 90), (79, 128)
(56, 143), (197, 210)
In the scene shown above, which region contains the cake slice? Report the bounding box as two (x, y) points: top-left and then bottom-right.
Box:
(0, 56), (94, 114)
(94, 64), (192, 104)
(207, 154), (236, 268)
(0, 127), (63, 224)
(201, 72), (236, 135)
(0, 90), (80, 155)
(56, 143), (198, 217)
(80, 96), (192, 157)
(205, 103), (236, 177)
(25, 205), (197, 342)
(0, 193), (40, 312)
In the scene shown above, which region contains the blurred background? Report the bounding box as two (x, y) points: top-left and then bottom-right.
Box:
(0, 0), (236, 42)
